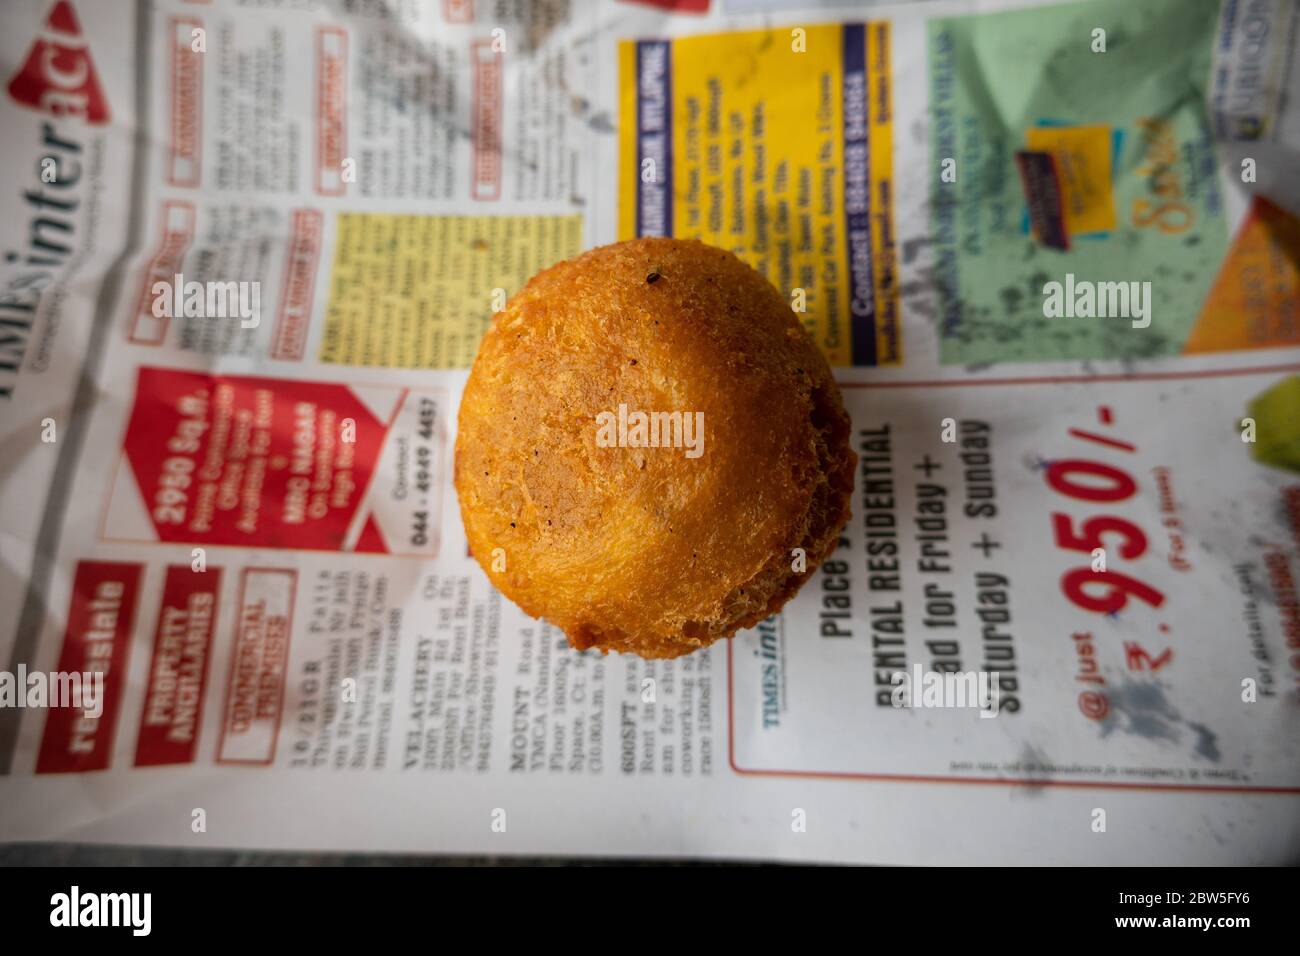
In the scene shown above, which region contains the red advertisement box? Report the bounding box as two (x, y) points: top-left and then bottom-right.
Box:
(444, 0), (474, 23)
(167, 17), (203, 187)
(470, 39), (502, 200)
(134, 564), (221, 766)
(270, 209), (323, 361)
(130, 201), (196, 345)
(314, 27), (348, 195)
(105, 367), (446, 556)
(36, 561), (143, 773)
(217, 568), (295, 765)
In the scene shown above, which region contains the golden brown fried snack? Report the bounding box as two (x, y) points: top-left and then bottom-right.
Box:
(455, 237), (856, 658)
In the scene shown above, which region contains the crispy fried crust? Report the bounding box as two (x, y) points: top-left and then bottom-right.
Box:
(455, 237), (856, 658)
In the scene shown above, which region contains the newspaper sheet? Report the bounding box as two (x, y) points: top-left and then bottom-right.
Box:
(0, 0), (1298, 864)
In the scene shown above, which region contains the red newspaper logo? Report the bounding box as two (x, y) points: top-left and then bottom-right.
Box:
(6, 1), (110, 124)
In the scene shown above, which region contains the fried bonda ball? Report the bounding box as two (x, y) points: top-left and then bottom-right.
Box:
(455, 238), (855, 659)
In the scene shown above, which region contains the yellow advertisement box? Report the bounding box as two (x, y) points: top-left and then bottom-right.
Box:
(321, 213), (583, 369)
(619, 24), (898, 367)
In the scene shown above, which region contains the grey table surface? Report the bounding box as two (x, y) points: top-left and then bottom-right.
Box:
(0, 843), (761, 866)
